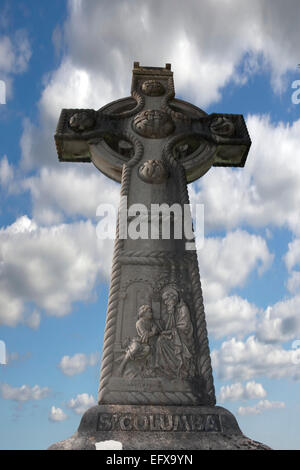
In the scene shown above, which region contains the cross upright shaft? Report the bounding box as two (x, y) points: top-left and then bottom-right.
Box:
(55, 62), (251, 407)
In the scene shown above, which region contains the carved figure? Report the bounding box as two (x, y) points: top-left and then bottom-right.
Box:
(155, 286), (196, 378)
(118, 305), (158, 377)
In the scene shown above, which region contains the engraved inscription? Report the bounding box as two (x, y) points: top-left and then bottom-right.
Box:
(97, 413), (222, 432)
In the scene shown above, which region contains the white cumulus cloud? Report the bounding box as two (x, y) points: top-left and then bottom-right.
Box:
(238, 399), (285, 416)
(58, 352), (100, 377)
(205, 295), (259, 340)
(0, 31), (31, 75)
(218, 381), (267, 403)
(198, 230), (273, 303)
(0, 155), (14, 188)
(23, 166), (120, 224)
(256, 297), (300, 344)
(0, 383), (50, 402)
(0, 30), (31, 100)
(49, 406), (68, 422)
(67, 393), (96, 415)
(212, 336), (300, 381)
(197, 230), (272, 340)
(0, 216), (113, 326)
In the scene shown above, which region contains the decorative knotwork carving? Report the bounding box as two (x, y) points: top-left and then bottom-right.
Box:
(102, 91), (145, 120)
(138, 160), (168, 184)
(133, 109), (175, 138)
(69, 110), (96, 132)
(141, 80), (165, 96)
(210, 116), (235, 137)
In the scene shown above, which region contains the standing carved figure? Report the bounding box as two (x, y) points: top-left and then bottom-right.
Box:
(155, 286), (196, 379)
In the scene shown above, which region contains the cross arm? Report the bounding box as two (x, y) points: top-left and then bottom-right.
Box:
(54, 108), (98, 162)
(54, 105), (132, 158)
(171, 109), (251, 183)
(54, 105), (136, 182)
(207, 113), (251, 168)
(193, 112), (251, 168)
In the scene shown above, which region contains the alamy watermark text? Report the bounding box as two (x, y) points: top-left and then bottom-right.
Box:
(96, 198), (204, 250)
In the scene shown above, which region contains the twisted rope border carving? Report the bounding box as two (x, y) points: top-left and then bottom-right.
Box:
(119, 250), (178, 266)
(100, 391), (200, 406)
(161, 77), (190, 122)
(102, 91), (145, 120)
(163, 136), (216, 406)
(98, 132), (143, 402)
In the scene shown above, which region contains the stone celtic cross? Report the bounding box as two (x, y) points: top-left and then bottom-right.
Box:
(55, 63), (251, 408)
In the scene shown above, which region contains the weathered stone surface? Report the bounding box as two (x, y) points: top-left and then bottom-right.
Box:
(49, 63), (270, 451)
(48, 404), (271, 450)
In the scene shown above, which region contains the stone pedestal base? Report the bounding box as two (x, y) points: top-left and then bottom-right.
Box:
(48, 404), (271, 450)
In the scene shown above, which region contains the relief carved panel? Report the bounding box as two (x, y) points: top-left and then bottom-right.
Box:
(116, 285), (196, 381)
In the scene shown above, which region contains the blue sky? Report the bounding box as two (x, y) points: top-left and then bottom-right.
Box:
(1, 0), (300, 450)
